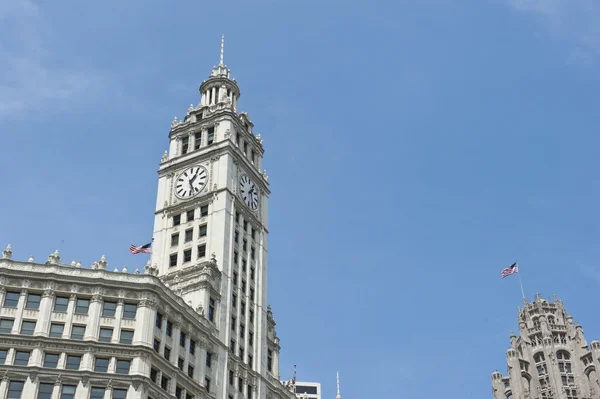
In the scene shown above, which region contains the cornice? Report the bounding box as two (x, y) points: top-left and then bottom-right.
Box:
(199, 77), (241, 96)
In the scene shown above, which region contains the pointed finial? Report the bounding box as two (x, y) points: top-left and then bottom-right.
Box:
(219, 34), (225, 65)
(28, 256), (34, 263)
(2, 244), (12, 259)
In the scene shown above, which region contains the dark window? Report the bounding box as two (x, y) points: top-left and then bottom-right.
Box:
(75, 299), (89, 314)
(95, 357), (109, 372)
(250, 288), (255, 301)
(185, 229), (193, 242)
(4, 292), (19, 307)
(161, 376), (169, 390)
(238, 377), (243, 392)
(230, 339), (235, 351)
(20, 320), (35, 335)
(7, 381), (24, 399)
(243, 220), (248, 231)
(248, 354), (253, 369)
(241, 302), (246, 316)
(201, 205), (209, 217)
(150, 368), (158, 382)
(231, 316), (236, 331)
(54, 296), (69, 312)
(194, 132), (202, 150)
(14, 351), (30, 366)
(295, 386), (318, 395)
(208, 297), (215, 322)
(190, 339), (196, 355)
(240, 324), (245, 338)
(249, 309), (254, 323)
(251, 228), (256, 239)
(187, 209), (195, 222)
(232, 293), (237, 308)
(234, 251), (239, 264)
(239, 346), (244, 359)
(251, 247), (255, 259)
(176, 387), (183, 399)
(65, 355), (81, 370)
(71, 325), (85, 340)
(248, 384), (253, 399)
(155, 313), (163, 328)
(178, 357), (184, 370)
(60, 385), (76, 399)
(250, 150), (254, 163)
(204, 377), (211, 393)
(229, 370), (235, 385)
(166, 320), (173, 336)
(199, 224), (207, 237)
(184, 249), (192, 263)
(164, 346), (171, 361)
(242, 259), (247, 271)
(173, 214), (181, 226)
(90, 387), (105, 399)
(99, 328), (113, 342)
(206, 352), (212, 367)
(234, 230), (239, 243)
(235, 212), (240, 223)
(169, 254), (177, 267)
(233, 272), (238, 285)
(154, 339), (160, 352)
(249, 331), (254, 346)
(267, 349), (273, 372)
(242, 239), (247, 251)
(236, 133), (240, 147)
(38, 383), (54, 399)
(115, 359), (130, 374)
(25, 293), (41, 309)
(207, 127), (215, 144)
(250, 267), (255, 280)
(171, 233), (179, 246)
(197, 244), (206, 259)
(0, 349), (7, 364)
(243, 142), (248, 155)
(120, 330), (133, 344)
(113, 389), (128, 399)
(180, 331), (186, 347)
(123, 303), (137, 319)
(182, 136), (189, 154)
(242, 280), (247, 293)
(43, 353), (59, 368)
(188, 365), (194, 378)
(102, 301), (117, 317)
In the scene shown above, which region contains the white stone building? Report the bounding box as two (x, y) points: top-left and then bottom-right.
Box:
(492, 294), (600, 399)
(0, 37), (297, 399)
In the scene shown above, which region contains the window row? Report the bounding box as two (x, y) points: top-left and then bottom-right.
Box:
(233, 232), (256, 259)
(0, 349), (130, 373)
(228, 370), (254, 398)
(235, 132), (259, 167)
(173, 206), (209, 227)
(0, 318), (135, 343)
(181, 126), (215, 155)
(233, 251), (256, 279)
(3, 293), (137, 318)
(169, 245), (207, 267)
(6, 381), (127, 399)
(228, 338), (254, 368)
(171, 224), (208, 246)
(235, 212), (259, 239)
(150, 366), (202, 398)
(230, 316), (254, 346)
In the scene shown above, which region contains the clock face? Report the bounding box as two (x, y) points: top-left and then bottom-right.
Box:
(175, 166), (208, 199)
(239, 174), (259, 211)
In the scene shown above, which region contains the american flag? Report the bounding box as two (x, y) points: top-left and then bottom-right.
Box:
(501, 262), (518, 279)
(129, 242), (152, 254)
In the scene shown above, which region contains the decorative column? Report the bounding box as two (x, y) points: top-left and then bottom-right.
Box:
(132, 299), (156, 347)
(0, 287), (5, 308)
(62, 295), (77, 338)
(77, 379), (90, 399)
(0, 375), (7, 398)
(35, 290), (55, 336)
(11, 289), (27, 334)
(30, 348), (43, 367)
(111, 300), (124, 343)
(85, 295), (103, 341)
(171, 323), (181, 367)
(21, 376), (38, 398)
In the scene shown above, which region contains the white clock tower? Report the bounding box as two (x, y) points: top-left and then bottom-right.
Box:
(150, 36), (285, 399)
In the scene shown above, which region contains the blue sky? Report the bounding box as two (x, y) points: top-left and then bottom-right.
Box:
(2, 0), (600, 397)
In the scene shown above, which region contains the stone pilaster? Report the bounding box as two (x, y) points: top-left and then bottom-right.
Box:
(84, 295), (103, 341)
(35, 289), (55, 336)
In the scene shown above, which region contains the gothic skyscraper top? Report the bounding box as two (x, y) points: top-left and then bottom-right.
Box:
(492, 294), (600, 399)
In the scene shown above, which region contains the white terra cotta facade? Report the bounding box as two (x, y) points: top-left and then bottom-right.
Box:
(0, 37), (297, 399)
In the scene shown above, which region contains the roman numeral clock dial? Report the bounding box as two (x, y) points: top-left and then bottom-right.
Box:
(175, 166), (208, 199)
(239, 174), (259, 211)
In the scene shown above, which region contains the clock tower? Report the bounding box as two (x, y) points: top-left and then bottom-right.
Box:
(150, 36), (279, 399)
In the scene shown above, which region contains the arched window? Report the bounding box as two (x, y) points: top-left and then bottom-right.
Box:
(533, 317), (540, 328)
(548, 316), (555, 325)
(558, 351), (574, 386)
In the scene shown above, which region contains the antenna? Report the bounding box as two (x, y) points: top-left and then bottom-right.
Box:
(219, 34), (225, 65)
(337, 371), (340, 395)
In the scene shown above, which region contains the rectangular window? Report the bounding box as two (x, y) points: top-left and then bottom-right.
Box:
(234, 230), (239, 243)
(249, 331), (254, 346)
(173, 214), (181, 226)
(251, 228), (256, 240)
(232, 293), (237, 308)
(20, 320), (35, 335)
(242, 259), (247, 271)
(194, 132), (202, 150)
(155, 312), (163, 328)
(38, 383), (54, 399)
(102, 301), (117, 317)
(90, 388), (105, 399)
(99, 328), (113, 342)
(238, 377), (243, 392)
(250, 267), (255, 280)
(231, 316), (236, 331)
(233, 272), (238, 285)
(197, 244), (206, 259)
(75, 299), (89, 314)
(208, 297), (215, 322)
(171, 233), (179, 246)
(25, 293), (41, 309)
(180, 331), (186, 347)
(230, 339), (235, 351)
(250, 150), (254, 164)
(235, 212), (240, 223)
(0, 349), (7, 364)
(188, 365), (194, 378)
(54, 296), (69, 312)
(190, 339), (196, 355)
(248, 354), (253, 369)
(240, 324), (245, 338)
(113, 389), (127, 399)
(243, 220), (248, 231)
(176, 387), (183, 399)
(236, 133), (240, 147)
(239, 346), (244, 359)
(206, 352), (212, 368)
(7, 381), (24, 399)
(120, 330), (134, 344)
(65, 355), (81, 370)
(250, 288), (255, 301)
(229, 370), (234, 385)
(248, 384), (253, 399)
(251, 247), (255, 259)
(153, 339), (160, 352)
(150, 368), (158, 382)
(4, 292), (19, 308)
(234, 251), (239, 265)
(169, 254), (177, 267)
(242, 280), (247, 293)
(178, 357), (184, 370)
(123, 303), (137, 319)
(71, 325), (85, 340)
(201, 205), (209, 217)
(241, 302), (246, 316)
(207, 127), (215, 144)
(164, 346), (171, 361)
(43, 353), (59, 368)
(243, 239), (247, 251)
(185, 228), (193, 243)
(187, 209), (195, 222)
(267, 349), (273, 372)
(204, 377), (211, 393)
(250, 309), (254, 324)
(184, 249), (192, 263)
(115, 359), (130, 374)
(161, 376), (169, 390)
(95, 357), (109, 372)
(243, 142), (248, 155)
(14, 350), (30, 366)
(182, 136), (189, 154)
(199, 224), (207, 237)
(166, 320), (173, 337)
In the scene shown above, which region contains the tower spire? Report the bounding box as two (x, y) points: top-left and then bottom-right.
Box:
(219, 34), (225, 66)
(336, 372), (342, 399)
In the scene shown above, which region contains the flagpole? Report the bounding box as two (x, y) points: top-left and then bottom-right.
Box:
(516, 261), (525, 300)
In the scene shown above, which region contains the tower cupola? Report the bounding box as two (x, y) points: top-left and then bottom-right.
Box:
(199, 34), (240, 111)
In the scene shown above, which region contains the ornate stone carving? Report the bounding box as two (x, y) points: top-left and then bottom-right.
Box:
(256, 134), (263, 145)
(2, 244), (12, 259)
(262, 169), (269, 182)
(43, 289), (55, 299)
(161, 151), (169, 163)
(98, 255), (107, 270)
(172, 117), (179, 128)
(47, 250), (60, 265)
(91, 294), (103, 303)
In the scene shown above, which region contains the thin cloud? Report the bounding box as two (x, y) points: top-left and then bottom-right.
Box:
(504, 0), (600, 65)
(0, 0), (112, 120)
